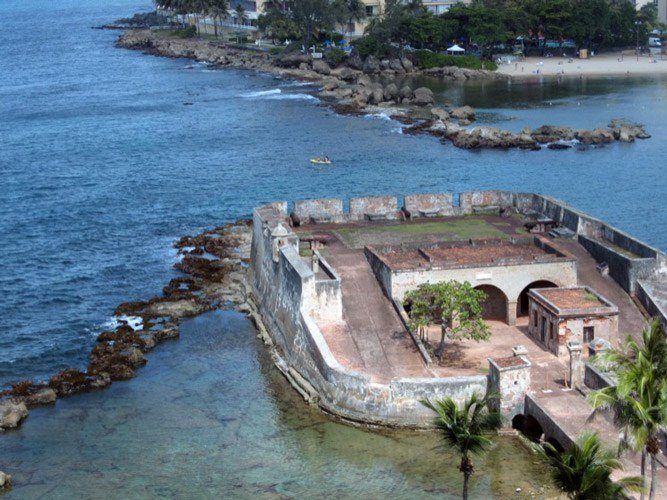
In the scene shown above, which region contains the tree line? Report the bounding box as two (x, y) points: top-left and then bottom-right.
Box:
(157, 0), (250, 36)
(357, 0), (663, 58)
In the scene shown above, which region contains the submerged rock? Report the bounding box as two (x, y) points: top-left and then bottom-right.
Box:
(0, 401), (28, 430)
(450, 105), (475, 122)
(0, 471), (12, 492)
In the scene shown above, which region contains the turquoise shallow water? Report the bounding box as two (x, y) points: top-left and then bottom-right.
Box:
(0, 0), (665, 495)
(0, 311), (559, 498)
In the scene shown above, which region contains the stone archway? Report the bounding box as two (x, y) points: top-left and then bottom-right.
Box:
(474, 284), (509, 323)
(517, 280), (558, 318)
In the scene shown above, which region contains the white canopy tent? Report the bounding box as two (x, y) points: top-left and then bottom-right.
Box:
(446, 44), (465, 54)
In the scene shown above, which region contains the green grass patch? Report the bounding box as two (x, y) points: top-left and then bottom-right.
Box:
(335, 218), (508, 248)
(414, 51), (498, 71)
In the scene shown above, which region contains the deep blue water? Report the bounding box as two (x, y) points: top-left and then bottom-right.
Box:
(1, 0), (666, 386)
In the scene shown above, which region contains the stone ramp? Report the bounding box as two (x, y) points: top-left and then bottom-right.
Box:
(321, 241), (430, 381)
(555, 239), (646, 336)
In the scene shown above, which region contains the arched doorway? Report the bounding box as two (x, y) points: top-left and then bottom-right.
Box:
(517, 280), (558, 318)
(474, 285), (508, 323)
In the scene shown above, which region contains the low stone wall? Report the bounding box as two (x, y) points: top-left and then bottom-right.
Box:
(524, 394), (575, 450)
(578, 235), (657, 293)
(293, 198), (344, 224)
(349, 195), (400, 221)
(636, 280), (667, 326)
(404, 193), (455, 218)
(584, 363), (615, 390)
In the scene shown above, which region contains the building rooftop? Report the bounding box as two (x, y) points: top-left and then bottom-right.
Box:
(370, 236), (572, 271)
(529, 286), (618, 316)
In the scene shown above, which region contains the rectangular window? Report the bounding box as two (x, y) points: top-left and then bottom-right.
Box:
(533, 311), (538, 327)
(583, 326), (595, 343)
(365, 5), (374, 16)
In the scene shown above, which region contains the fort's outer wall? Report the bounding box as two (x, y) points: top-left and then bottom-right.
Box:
(251, 204), (487, 427)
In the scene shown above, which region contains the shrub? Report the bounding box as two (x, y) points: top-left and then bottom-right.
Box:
(413, 51), (498, 71)
(170, 25), (196, 39)
(352, 35), (392, 59)
(324, 47), (347, 66)
(269, 46), (285, 55)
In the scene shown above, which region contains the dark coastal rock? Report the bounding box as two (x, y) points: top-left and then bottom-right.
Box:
(0, 471), (12, 492)
(48, 369), (96, 397)
(430, 107), (450, 121)
(334, 66), (356, 81)
(531, 125), (576, 143)
(275, 53), (310, 69)
(347, 53), (363, 70)
(575, 128), (614, 144)
(413, 87), (434, 106)
(312, 59), (331, 75)
(23, 388), (57, 407)
(389, 59), (404, 72)
(355, 74), (372, 87)
(608, 119), (651, 141)
(547, 142), (572, 150)
(399, 85), (413, 100)
(383, 83), (399, 101)
(450, 105), (475, 121)
(401, 57), (413, 71)
(0, 401), (28, 430)
(362, 55), (380, 74)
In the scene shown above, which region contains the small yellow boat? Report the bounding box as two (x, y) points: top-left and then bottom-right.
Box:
(310, 156), (332, 165)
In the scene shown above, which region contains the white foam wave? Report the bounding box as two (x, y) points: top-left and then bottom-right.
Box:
(103, 315), (143, 331)
(241, 88), (319, 101)
(365, 112), (393, 121)
(241, 88), (283, 98)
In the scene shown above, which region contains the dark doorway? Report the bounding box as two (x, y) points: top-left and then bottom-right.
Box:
(583, 326), (595, 344)
(474, 285), (508, 322)
(517, 280), (558, 317)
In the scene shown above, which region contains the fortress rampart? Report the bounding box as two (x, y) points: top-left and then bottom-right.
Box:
(250, 191), (666, 427)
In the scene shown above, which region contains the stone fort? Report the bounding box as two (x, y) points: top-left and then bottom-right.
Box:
(250, 190), (666, 449)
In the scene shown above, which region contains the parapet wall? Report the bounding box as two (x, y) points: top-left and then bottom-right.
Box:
(251, 201), (488, 427)
(287, 191), (665, 321)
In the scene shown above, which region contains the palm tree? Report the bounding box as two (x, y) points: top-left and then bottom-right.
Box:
(208, 0), (229, 36)
(234, 3), (248, 26)
(334, 0), (366, 37)
(534, 432), (643, 499)
(590, 320), (667, 500)
(421, 392), (501, 499)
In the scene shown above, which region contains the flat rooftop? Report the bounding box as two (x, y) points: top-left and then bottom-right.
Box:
(370, 237), (572, 271)
(530, 286), (618, 316)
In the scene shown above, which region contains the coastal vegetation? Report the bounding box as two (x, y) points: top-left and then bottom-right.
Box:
(421, 393), (502, 499)
(355, 0), (663, 59)
(533, 432), (643, 499)
(589, 320), (667, 500)
(404, 281), (490, 361)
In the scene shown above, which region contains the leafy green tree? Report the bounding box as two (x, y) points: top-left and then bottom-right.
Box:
(590, 320), (667, 500)
(421, 393), (502, 500)
(334, 0), (366, 37)
(404, 281), (490, 361)
(534, 432), (643, 499)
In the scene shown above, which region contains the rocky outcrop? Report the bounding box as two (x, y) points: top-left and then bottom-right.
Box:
(413, 87), (434, 106)
(311, 59), (331, 75)
(0, 401), (28, 430)
(1, 219), (253, 430)
(405, 117), (649, 151)
(116, 30), (650, 152)
(0, 471), (11, 493)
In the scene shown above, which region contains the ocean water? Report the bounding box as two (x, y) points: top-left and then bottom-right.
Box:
(0, 0), (665, 495)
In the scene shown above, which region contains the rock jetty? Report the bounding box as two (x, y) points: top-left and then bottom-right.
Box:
(0, 220), (252, 430)
(116, 29), (651, 151)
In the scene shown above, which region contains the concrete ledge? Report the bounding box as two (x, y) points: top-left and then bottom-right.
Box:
(404, 193), (454, 218)
(349, 195), (399, 221)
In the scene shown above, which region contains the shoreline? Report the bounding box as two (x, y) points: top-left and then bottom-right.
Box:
(116, 29), (652, 151)
(497, 53), (667, 79)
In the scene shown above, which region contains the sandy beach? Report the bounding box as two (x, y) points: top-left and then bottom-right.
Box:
(497, 52), (667, 78)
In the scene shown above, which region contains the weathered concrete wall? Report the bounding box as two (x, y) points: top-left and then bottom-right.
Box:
(293, 198), (344, 224)
(578, 235), (656, 293)
(524, 394), (575, 450)
(404, 193), (455, 218)
(252, 202), (488, 427)
(312, 250), (343, 323)
(636, 280), (667, 326)
(488, 356), (531, 420)
(460, 190), (515, 213)
(349, 195), (400, 221)
(584, 363), (615, 390)
(388, 259), (576, 304)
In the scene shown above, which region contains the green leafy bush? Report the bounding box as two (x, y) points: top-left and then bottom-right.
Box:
(324, 47), (347, 66)
(352, 35), (392, 59)
(269, 46), (285, 55)
(413, 51), (497, 71)
(171, 25), (197, 39)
